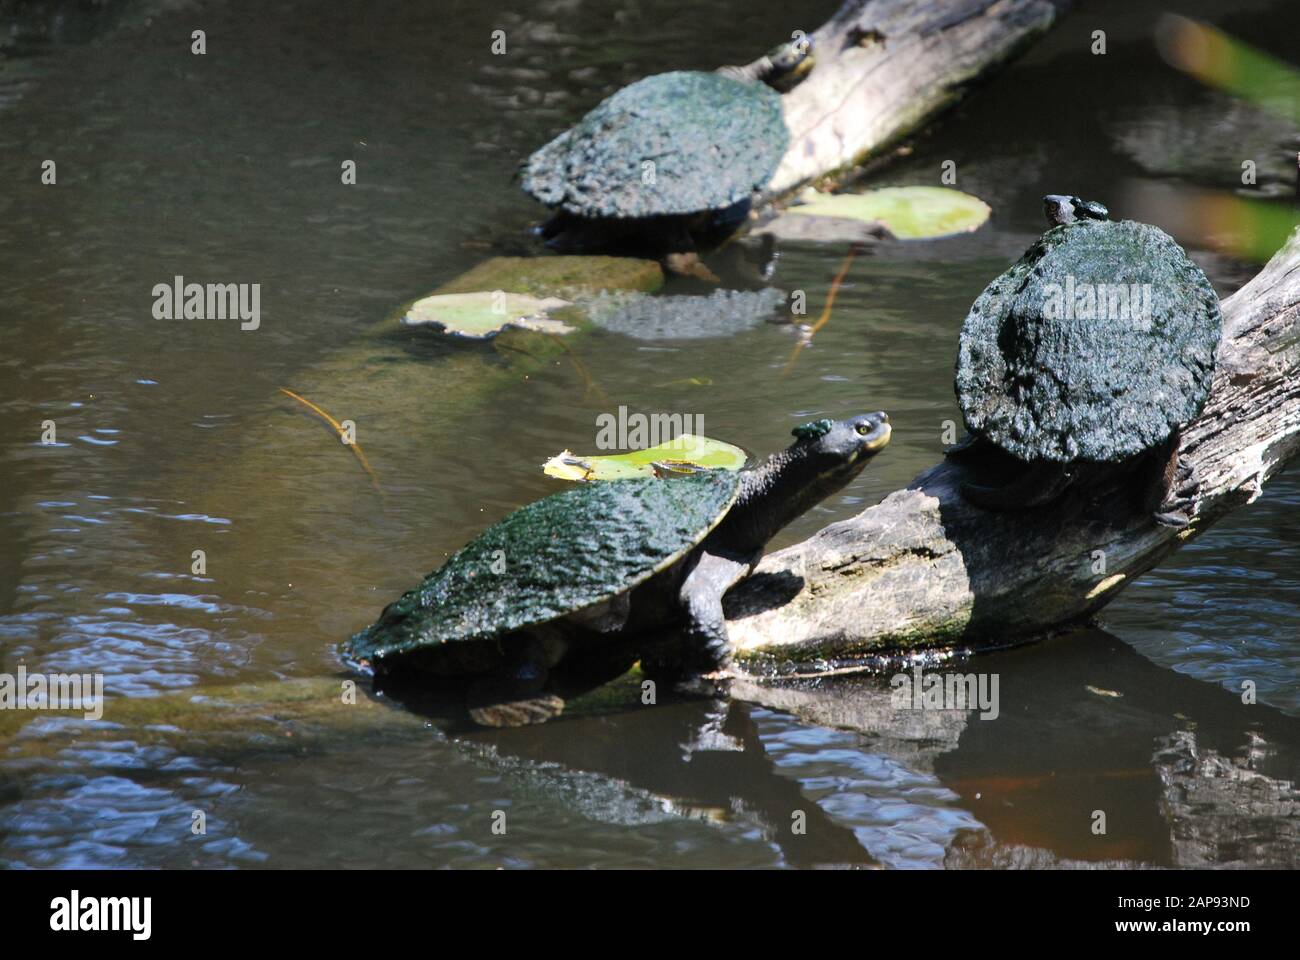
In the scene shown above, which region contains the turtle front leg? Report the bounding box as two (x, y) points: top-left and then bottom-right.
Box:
(681, 550), (754, 674)
(641, 550), (751, 681)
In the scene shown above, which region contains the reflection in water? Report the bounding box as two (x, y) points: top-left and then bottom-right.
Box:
(1, 0), (1298, 867)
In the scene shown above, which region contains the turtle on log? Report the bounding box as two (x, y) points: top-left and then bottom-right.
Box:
(948, 195), (1222, 527)
(520, 38), (814, 272)
(347, 412), (890, 726)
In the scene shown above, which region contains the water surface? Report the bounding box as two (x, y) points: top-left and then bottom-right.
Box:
(1, 0), (1297, 868)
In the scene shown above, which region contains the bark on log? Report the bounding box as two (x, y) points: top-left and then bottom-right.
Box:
(749, 0), (1072, 199)
(726, 228), (1300, 664)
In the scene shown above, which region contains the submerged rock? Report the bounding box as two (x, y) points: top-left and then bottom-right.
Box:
(433, 255), (664, 300)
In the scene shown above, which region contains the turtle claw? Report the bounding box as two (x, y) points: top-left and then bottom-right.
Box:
(638, 633), (732, 689)
(1154, 464), (1200, 529)
(1153, 509), (1192, 529)
(1154, 489), (1198, 529)
(673, 674), (731, 699)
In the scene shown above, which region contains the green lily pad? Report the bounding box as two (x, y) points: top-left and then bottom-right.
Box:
(543, 434), (748, 482)
(788, 186), (991, 240)
(403, 291), (575, 339)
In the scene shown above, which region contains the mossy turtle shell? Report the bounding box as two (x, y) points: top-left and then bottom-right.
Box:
(347, 471), (741, 662)
(521, 71), (789, 219)
(955, 219), (1222, 463)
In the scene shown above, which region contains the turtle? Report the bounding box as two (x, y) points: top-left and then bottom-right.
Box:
(1042, 193), (1109, 226)
(346, 411), (890, 727)
(520, 37), (814, 272)
(948, 195), (1222, 527)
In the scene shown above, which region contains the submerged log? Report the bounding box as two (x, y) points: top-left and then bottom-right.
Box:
(747, 0), (1073, 199)
(726, 227), (1300, 664)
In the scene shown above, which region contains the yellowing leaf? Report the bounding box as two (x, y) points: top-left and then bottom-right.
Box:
(543, 435), (748, 482)
(789, 186), (991, 240)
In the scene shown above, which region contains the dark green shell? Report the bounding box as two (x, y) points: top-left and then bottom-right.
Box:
(347, 472), (741, 662)
(955, 219), (1222, 463)
(521, 71), (788, 218)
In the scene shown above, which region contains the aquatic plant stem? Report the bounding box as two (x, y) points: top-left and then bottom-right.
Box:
(278, 387), (383, 493)
(781, 241), (864, 376)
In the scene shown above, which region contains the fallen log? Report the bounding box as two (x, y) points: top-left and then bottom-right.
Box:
(726, 227), (1300, 664)
(747, 0), (1073, 200)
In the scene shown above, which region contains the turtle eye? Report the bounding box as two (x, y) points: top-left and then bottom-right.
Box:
(855, 422), (872, 436)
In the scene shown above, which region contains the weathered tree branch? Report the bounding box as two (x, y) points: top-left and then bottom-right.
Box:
(726, 228), (1300, 664)
(750, 0), (1070, 199)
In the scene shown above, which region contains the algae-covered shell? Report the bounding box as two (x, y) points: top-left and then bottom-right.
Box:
(521, 71), (788, 219)
(347, 471), (741, 663)
(955, 219), (1222, 463)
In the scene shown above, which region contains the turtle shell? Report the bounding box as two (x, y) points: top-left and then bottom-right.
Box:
(347, 471), (741, 663)
(520, 71), (788, 219)
(955, 219), (1222, 463)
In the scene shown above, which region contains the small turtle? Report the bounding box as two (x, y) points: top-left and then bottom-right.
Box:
(716, 36), (817, 92)
(346, 412), (890, 726)
(949, 196), (1222, 526)
(520, 37), (814, 270)
(1042, 194), (1109, 226)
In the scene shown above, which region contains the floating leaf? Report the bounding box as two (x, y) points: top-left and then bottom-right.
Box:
(754, 212), (891, 244)
(543, 434), (748, 482)
(403, 291), (574, 339)
(788, 186), (991, 240)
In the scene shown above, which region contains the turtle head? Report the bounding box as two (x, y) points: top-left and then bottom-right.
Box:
(761, 35), (815, 91)
(789, 412), (891, 476)
(728, 412), (890, 549)
(1043, 194), (1109, 226)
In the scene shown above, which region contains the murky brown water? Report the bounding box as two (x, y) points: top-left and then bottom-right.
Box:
(1, 0), (1297, 868)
